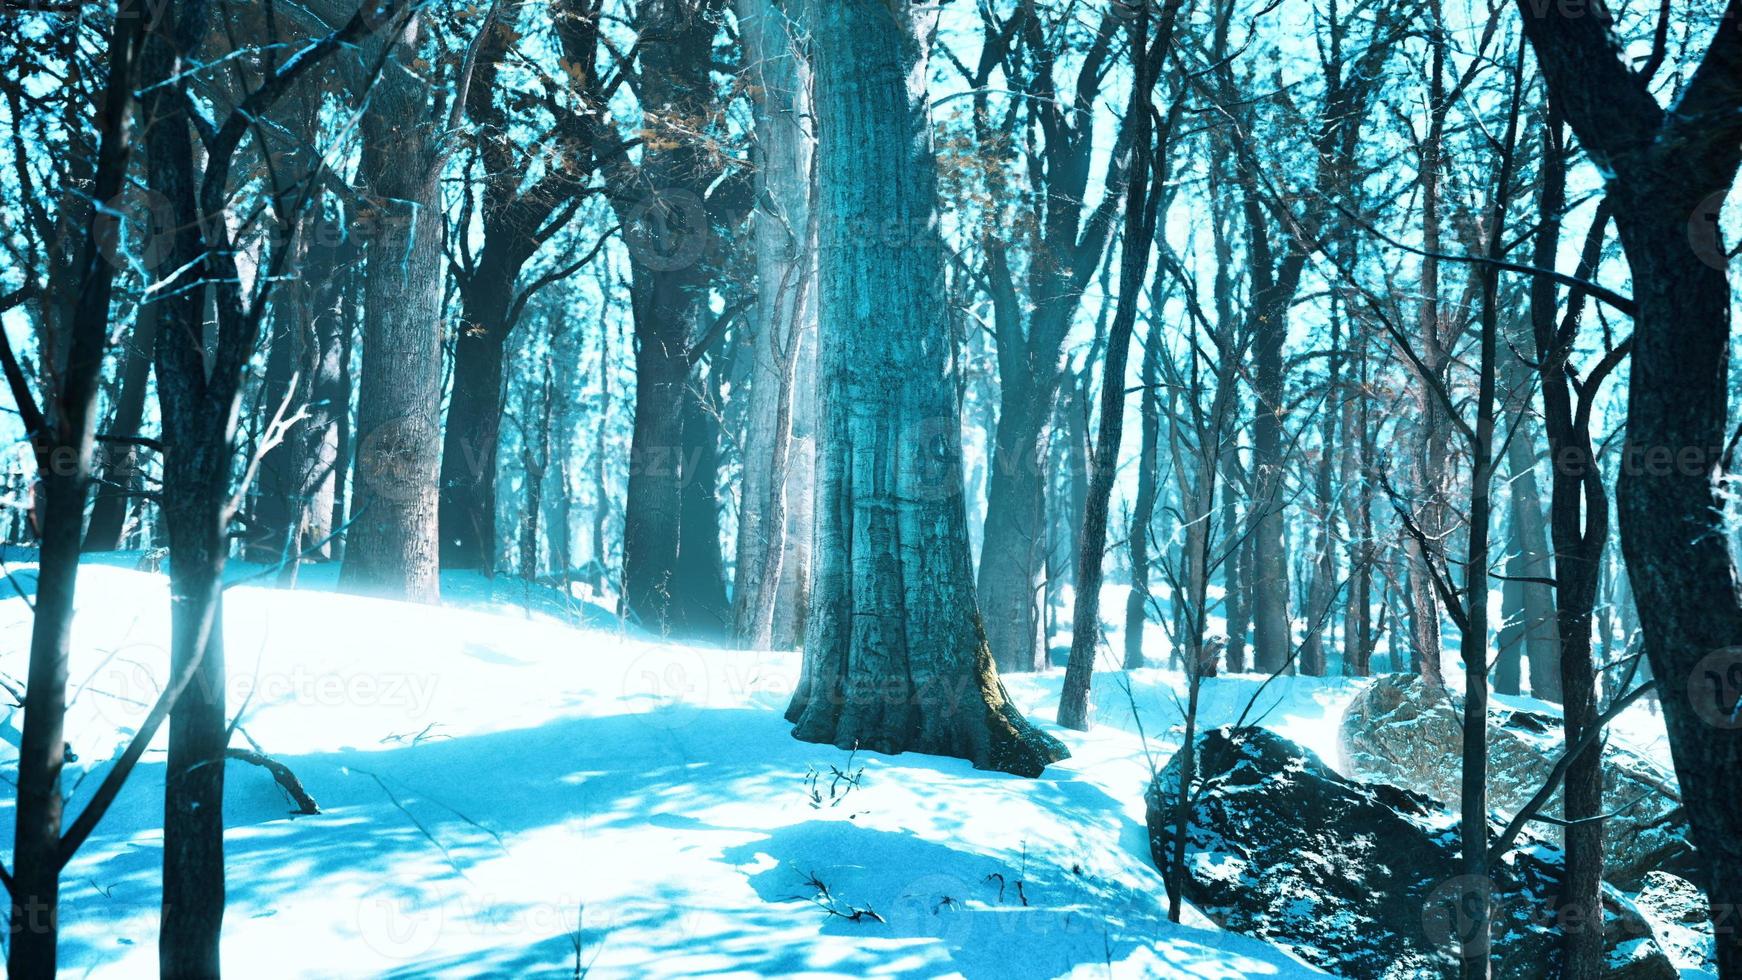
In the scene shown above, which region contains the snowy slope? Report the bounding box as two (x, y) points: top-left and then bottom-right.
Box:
(0, 555), (1331, 979)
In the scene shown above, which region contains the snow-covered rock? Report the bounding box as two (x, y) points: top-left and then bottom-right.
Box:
(1147, 725), (1678, 980)
(1337, 674), (1690, 887)
(1633, 871), (1717, 974)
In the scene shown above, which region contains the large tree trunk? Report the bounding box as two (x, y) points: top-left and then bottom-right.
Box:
(615, 0), (719, 635)
(785, 0), (1065, 778)
(622, 327), (691, 634)
(339, 12), (445, 603)
(731, 0), (813, 650)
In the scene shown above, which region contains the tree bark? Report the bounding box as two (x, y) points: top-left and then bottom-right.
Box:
(785, 0), (1065, 777)
(339, 11), (446, 602)
(731, 0), (814, 650)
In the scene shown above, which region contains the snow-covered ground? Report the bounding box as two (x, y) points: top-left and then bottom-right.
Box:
(0, 554), (1685, 977)
(0, 553), (1337, 978)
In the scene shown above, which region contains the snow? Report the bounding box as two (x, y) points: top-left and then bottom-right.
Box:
(0, 554), (1334, 978)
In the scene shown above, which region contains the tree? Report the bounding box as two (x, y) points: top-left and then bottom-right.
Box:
(941, 3), (1139, 674)
(730, 0), (814, 650)
(784, 0), (1065, 778)
(1517, 1), (1742, 972)
(438, 0), (614, 572)
(135, 2), (382, 968)
(3, 3), (145, 972)
(609, 0), (745, 638)
(1057, 0), (1183, 732)
(340, 4), (479, 601)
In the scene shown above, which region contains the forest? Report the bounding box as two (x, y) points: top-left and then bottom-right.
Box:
(0, 0), (1738, 977)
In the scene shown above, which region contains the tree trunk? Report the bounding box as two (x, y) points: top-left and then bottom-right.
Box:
(439, 276), (511, 571)
(980, 387), (1051, 672)
(731, 0), (813, 650)
(785, 0), (1065, 777)
(7, 5), (143, 972)
(1058, 0), (1172, 731)
(1249, 288), (1291, 675)
(83, 302), (158, 552)
(339, 13), (445, 603)
(1124, 326), (1162, 670)
(251, 201), (347, 568)
(670, 377), (730, 638)
(1510, 434), (1561, 698)
(614, 0), (719, 634)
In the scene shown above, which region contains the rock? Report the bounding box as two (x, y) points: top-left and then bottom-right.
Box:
(1338, 674), (1691, 887)
(1632, 871), (1716, 974)
(1147, 725), (1678, 980)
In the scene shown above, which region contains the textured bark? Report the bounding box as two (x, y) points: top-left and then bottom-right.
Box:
(786, 0), (1065, 777)
(731, 0), (813, 650)
(339, 11), (446, 602)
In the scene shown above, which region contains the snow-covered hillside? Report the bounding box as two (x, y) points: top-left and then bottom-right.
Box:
(0, 555), (1357, 978)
